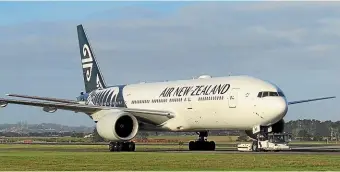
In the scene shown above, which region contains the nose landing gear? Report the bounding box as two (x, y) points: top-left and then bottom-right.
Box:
(189, 131), (216, 151)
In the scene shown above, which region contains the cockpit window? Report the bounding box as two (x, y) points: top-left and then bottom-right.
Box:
(257, 91), (285, 98)
(257, 92), (262, 98)
(278, 92), (285, 97)
(269, 92), (278, 96)
(263, 92), (269, 97)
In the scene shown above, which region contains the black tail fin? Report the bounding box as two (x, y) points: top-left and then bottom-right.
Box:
(77, 24), (106, 93)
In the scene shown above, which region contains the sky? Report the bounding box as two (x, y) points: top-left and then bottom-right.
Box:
(0, 1), (339, 127)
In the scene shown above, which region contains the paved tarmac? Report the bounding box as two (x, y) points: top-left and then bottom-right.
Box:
(1, 143), (340, 154)
(165, 149), (340, 154)
(145, 145), (340, 154)
(5, 147), (338, 154)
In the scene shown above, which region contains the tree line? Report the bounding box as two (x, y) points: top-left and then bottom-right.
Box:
(1, 119), (340, 142)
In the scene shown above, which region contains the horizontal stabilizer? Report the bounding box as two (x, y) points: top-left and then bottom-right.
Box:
(288, 96), (336, 105)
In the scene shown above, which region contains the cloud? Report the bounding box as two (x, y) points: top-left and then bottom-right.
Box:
(0, 1), (339, 125)
(234, 1), (340, 11)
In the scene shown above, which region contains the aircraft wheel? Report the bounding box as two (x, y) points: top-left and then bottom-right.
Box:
(209, 141), (215, 150)
(109, 142), (134, 152)
(252, 141), (258, 152)
(116, 142), (123, 151)
(189, 141), (215, 151)
(189, 141), (195, 150)
(109, 142), (114, 152)
(128, 142), (135, 151)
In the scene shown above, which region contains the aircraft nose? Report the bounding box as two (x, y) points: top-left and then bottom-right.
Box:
(267, 98), (288, 123)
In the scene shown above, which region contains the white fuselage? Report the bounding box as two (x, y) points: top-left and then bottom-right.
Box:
(89, 75), (288, 132)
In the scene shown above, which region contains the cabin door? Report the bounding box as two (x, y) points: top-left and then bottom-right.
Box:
(228, 88), (239, 108)
(186, 97), (193, 110)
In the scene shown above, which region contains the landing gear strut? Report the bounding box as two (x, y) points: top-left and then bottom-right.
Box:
(108, 141), (135, 152)
(189, 131), (215, 151)
(251, 126), (270, 152)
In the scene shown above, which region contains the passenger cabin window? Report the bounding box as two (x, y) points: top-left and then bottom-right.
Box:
(257, 91), (285, 98)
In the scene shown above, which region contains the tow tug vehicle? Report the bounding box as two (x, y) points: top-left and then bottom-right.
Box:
(237, 132), (292, 152)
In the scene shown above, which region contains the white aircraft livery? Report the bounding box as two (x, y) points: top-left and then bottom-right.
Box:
(0, 25), (336, 152)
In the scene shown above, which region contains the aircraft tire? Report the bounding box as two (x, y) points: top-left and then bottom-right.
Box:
(209, 141), (216, 150)
(109, 142), (114, 152)
(189, 141), (195, 150)
(109, 142), (135, 152)
(127, 142), (135, 151)
(109, 142), (118, 152)
(189, 141), (215, 151)
(117, 142), (123, 151)
(252, 141), (258, 152)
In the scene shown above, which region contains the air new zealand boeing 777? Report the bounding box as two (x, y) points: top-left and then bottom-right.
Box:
(0, 25), (336, 152)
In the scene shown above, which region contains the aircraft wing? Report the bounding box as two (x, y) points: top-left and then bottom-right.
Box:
(0, 98), (174, 126)
(288, 96), (336, 105)
(6, 94), (78, 103)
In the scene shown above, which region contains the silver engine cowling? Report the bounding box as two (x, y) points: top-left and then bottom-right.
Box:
(43, 107), (57, 113)
(96, 111), (139, 141)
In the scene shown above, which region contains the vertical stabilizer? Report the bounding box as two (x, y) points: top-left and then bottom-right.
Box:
(77, 24), (106, 93)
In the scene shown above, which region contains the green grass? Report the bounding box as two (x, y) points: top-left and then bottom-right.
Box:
(0, 144), (340, 170)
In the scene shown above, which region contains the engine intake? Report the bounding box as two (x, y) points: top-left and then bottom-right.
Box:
(96, 111), (139, 141)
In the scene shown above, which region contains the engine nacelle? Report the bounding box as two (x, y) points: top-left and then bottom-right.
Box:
(0, 101), (8, 108)
(96, 112), (139, 141)
(245, 119), (285, 139)
(43, 106), (57, 113)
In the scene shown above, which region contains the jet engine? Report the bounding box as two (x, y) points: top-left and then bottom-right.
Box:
(96, 111), (139, 141)
(245, 119), (285, 139)
(0, 101), (8, 108)
(43, 107), (57, 113)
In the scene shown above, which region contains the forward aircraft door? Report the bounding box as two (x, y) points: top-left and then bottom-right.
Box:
(187, 97), (192, 110)
(228, 88), (239, 108)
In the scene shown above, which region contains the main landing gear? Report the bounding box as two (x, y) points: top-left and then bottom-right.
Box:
(189, 131), (215, 151)
(109, 141), (135, 152)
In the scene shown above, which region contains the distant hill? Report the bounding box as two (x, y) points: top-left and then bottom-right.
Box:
(0, 122), (94, 134)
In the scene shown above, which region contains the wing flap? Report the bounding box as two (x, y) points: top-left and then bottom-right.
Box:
(6, 94), (78, 103)
(0, 98), (104, 113)
(288, 96), (336, 105)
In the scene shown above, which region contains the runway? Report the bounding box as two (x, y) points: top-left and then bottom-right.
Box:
(165, 145), (340, 154)
(1, 144), (339, 154)
(164, 150), (340, 154)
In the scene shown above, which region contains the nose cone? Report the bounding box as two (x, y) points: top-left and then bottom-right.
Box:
(257, 97), (288, 125)
(272, 98), (288, 118)
(266, 98), (288, 125)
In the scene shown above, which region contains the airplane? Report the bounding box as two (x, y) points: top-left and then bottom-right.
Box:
(0, 24), (336, 152)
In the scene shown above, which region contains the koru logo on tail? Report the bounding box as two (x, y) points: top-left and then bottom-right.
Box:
(96, 74), (103, 89)
(82, 44), (93, 82)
